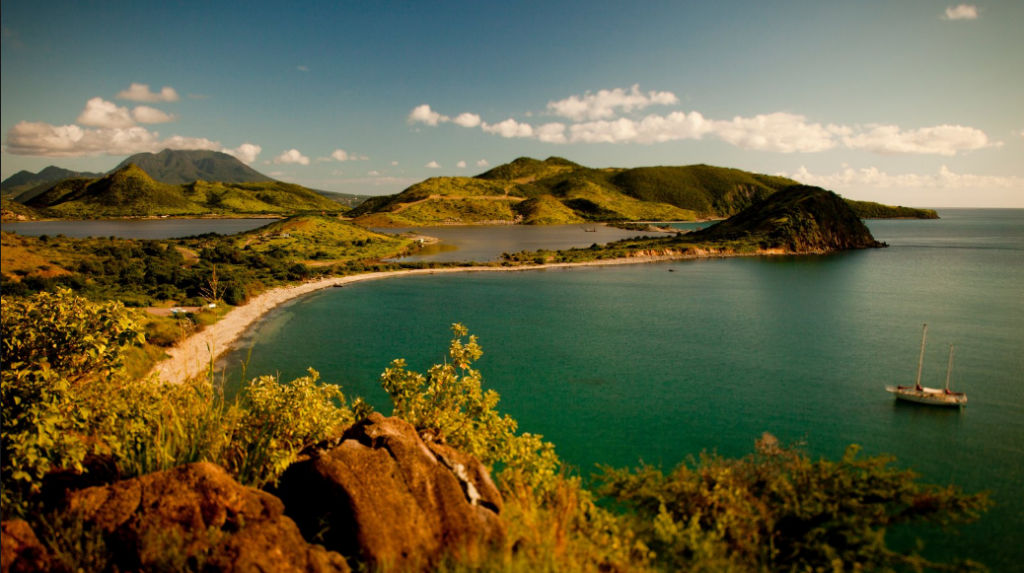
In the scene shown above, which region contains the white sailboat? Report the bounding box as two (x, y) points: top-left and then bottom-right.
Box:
(885, 324), (968, 407)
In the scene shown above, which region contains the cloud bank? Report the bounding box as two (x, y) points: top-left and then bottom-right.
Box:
(547, 84), (679, 121)
(409, 86), (1000, 155)
(274, 149), (310, 165)
(786, 165), (1024, 189)
(4, 121), (221, 157)
(944, 4), (979, 20)
(116, 83), (180, 103)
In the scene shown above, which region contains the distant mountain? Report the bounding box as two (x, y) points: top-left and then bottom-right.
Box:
(693, 185), (884, 252)
(1, 166), (102, 201)
(112, 149), (273, 185)
(350, 157), (938, 226)
(844, 199), (938, 220)
(26, 164), (343, 218)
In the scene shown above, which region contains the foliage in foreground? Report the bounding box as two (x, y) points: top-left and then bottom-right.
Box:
(1, 289), (354, 515)
(0, 291), (992, 573)
(599, 433), (991, 573)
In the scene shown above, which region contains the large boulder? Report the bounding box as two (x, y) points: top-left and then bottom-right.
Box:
(67, 462), (349, 573)
(0, 520), (51, 573)
(276, 414), (506, 571)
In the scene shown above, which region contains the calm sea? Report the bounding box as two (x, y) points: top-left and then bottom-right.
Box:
(224, 209), (1023, 570)
(0, 218), (276, 239)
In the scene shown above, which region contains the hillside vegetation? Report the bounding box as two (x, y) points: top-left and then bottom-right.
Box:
(351, 157), (934, 226)
(0, 166), (102, 201)
(846, 199), (939, 219)
(25, 164), (343, 218)
(112, 149), (273, 185)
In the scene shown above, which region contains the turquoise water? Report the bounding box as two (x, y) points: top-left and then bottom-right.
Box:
(224, 209), (1023, 570)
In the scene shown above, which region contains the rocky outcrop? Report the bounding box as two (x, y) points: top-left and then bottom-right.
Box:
(692, 185), (886, 252)
(0, 520), (51, 573)
(67, 462), (349, 573)
(276, 414), (506, 572)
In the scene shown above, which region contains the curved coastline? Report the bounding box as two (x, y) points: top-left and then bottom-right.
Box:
(149, 249), (798, 385)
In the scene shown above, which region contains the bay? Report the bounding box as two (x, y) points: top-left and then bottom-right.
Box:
(223, 209), (1024, 570)
(0, 218), (277, 239)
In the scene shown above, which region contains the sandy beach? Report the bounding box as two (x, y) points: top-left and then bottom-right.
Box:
(149, 249), (801, 385)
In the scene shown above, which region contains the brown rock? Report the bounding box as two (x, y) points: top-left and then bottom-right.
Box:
(0, 520), (50, 573)
(276, 414), (506, 572)
(67, 462), (349, 573)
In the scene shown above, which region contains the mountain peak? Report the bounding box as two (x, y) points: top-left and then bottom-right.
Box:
(113, 149), (273, 185)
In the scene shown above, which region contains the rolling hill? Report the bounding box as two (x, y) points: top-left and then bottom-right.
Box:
(1, 166), (103, 201)
(26, 164), (344, 218)
(691, 185), (884, 252)
(350, 157), (934, 226)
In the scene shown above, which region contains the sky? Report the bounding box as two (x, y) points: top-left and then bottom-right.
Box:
(1, 0), (1022, 207)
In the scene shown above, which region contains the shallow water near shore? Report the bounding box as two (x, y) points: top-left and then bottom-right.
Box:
(224, 209), (1023, 569)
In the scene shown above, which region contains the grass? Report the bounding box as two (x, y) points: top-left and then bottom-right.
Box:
(235, 215), (411, 261)
(26, 164), (344, 218)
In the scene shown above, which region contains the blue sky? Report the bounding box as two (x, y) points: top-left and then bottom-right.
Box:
(2, 0), (1022, 206)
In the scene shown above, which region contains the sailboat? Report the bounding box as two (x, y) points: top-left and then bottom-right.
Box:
(885, 324), (968, 407)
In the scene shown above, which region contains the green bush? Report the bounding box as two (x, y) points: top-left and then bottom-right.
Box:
(597, 433), (991, 573)
(381, 324), (558, 491)
(1, 289), (144, 511)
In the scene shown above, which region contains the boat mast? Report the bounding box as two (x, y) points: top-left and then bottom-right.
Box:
(916, 324), (928, 391)
(945, 344), (955, 392)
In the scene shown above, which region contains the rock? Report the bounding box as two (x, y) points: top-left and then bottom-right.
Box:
(276, 414), (506, 571)
(67, 462), (349, 573)
(1, 520), (51, 573)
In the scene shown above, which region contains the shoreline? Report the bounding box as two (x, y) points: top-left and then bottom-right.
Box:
(150, 250), (783, 385)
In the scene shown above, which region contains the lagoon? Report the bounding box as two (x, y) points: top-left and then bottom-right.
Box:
(225, 209), (1023, 569)
(0, 218), (278, 239)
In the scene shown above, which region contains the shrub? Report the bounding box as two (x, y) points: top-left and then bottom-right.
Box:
(597, 433), (992, 573)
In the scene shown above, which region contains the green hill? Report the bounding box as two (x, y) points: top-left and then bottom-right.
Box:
(1, 166), (102, 201)
(112, 149), (273, 185)
(845, 199), (939, 219)
(351, 157), (931, 226)
(692, 185), (883, 252)
(1, 199), (44, 222)
(232, 214), (410, 262)
(26, 164), (343, 218)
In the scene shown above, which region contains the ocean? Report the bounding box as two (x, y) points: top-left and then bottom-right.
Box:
(223, 209), (1024, 570)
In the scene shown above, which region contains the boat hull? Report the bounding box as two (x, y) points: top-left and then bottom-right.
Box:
(886, 386), (967, 407)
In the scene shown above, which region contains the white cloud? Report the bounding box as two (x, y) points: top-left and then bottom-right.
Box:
(274, 149), (310, 165)
(425, 161), (442, 169)
(391, 161), (399, 166)
(131, 106), (176, 124)
(368, 171), (381, 176)
(547, 84), (679, 121)
(712, 113), (838, 153)
(453, 113), (482, 128)
(223, 143), (262, 164)
(331, 149), (350, 161)
(482, 119), (534, 138)
(786, 165), (1024, 189)
(408, 104), (450, 126)
(477, 159), (490, 167)
(537, 123), (568, 144)
(3, 121), (221, 157)
(116, 83), (180, 103)
(567, 111), (714, 145)
(944, 4), (978, 20)
(842, 124), (996, 156)
(456, 161), (467, 169)
(298, 66), (310, 72)
(77, 98), (135, 129)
